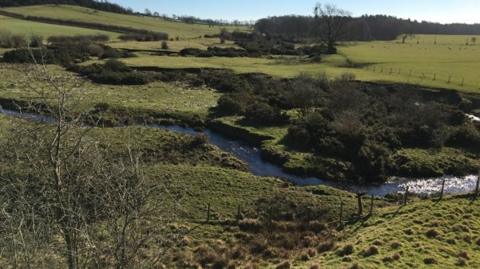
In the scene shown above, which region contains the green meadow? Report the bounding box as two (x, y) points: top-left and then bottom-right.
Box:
(339, 34), (480, 93)
(2, 5), (249, 39)
(118, 34), (480, 93)
(0, 14), (119, 39)
(0, 64), (220, 119)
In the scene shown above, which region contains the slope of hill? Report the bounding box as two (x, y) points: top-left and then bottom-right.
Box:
(0, 0), (129, 14)
(1, 5), (248, 39)
(307, 195), (480, 269)
(0, 14), (118, 38)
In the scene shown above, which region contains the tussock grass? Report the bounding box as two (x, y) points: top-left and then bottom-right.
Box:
(311, 196), (480, 268)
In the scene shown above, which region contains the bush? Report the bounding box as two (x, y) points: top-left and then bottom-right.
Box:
(87, 44), (105, 57)
(161, 41), (169, 50)
(119, 32), (168, 41)
(244, 102), (288, 126)
(101, 46), (121, 59)
(48, 34), (109, 44)
(217, 95), (246, 115)
(179, 48), (203, 57)
(29, 35), (44, 48)
(448, 124), (480, 152)
(0, 31), (28, 48)
(3, 48), (56, 64)
(10, 34), (27, 48)
(103, 59), (131, 72)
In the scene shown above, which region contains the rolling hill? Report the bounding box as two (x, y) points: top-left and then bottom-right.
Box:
(0, 14), (119, 38)
(1, 5), (249, 39)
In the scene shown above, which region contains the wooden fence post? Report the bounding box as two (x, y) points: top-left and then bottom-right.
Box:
(403, 186), (409, 206)
(206, 203), (211, 223)
(474, 173), (480, 200)
(369, 195), (374, 216)
(236, 205), (242, 221)
(356, 193), (366, 218)
(339, 198), (344, 226)
(439, 179), (446, 201)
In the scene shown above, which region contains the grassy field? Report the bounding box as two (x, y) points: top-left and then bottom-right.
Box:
(122, 53), (358, 78)
(0, 64), (220, 119)
(309, 196), (480, 269)
(0, 14), (119, 39)
(120, 35), (480, 93)
(2, 5), (249, 39)
(339, 34), (480, 93)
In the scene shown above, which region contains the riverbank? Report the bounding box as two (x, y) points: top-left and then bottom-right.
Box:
(1, 105), (479, 197)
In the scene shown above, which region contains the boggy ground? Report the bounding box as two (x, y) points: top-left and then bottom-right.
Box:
(70, 61), (479, 184)
(1, 61), (479, 184)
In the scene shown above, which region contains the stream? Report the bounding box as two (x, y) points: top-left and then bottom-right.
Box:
(1, 107), (478, 197)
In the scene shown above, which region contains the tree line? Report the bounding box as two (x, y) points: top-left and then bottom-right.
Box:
(255, 13), (480, 41)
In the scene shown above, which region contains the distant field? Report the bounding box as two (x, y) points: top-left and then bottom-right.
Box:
(121, 34), (480, 93)
(339, 34), (480, 92)
(2, 5), (250, 39)
(0, 14), (119, 39)
(122, 54), (359, 78)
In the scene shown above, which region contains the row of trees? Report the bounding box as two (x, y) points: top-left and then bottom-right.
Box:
(255, 4), (480, 42)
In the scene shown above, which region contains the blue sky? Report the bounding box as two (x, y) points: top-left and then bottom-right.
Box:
(111, 0), (479, 24)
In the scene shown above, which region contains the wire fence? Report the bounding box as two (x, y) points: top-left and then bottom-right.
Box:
(192, 174), (480, 228)
(364, 65), (476, 89)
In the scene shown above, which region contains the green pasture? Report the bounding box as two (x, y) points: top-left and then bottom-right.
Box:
(0, 64), (220, 119)
(339, 35), (480, 93)
(121, 34), (480, 93)
(2, 5), (249, 39)
(122, 53), (357, 78)
(0, 14), (119, 39)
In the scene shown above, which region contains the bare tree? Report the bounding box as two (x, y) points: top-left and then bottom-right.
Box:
(0, 62), (179, 268)
(401, 33), (415, 44)
(314, 3), (351, 53)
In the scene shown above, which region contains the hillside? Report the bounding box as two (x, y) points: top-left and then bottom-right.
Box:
(0, 14), (119, 38)
(0, 2), (479, 269)
(308, 195), (480, 269)
(1, 5), (248, 39)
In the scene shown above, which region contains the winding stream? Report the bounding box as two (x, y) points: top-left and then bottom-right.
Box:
(1, 108), (478, 196)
